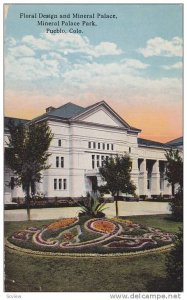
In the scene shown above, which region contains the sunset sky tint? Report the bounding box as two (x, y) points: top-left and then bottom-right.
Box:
(4, 4), (183, 142)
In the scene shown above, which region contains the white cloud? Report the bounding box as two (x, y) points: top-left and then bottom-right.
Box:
(162, 62), (183, 70)
(121, 59), (149, 69)
(22, 33), (122, 57)
(22, 35), (51, 50)
(5, 55), (61, 80)
(5, 33), (123, 81)
(6, 37), (17, 47)
(138, 37), (183, 57)
(5, 33), (182, 109)
(60, 61), (182, 104)
(93, 42), (122, 57)
(9, 45), (35, 57)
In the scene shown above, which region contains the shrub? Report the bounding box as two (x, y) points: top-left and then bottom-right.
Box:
(139, 195), (148, 200)
(78, 193), (108, 218)
(169, 191), (183, 221)
(165, 227), (183, 292)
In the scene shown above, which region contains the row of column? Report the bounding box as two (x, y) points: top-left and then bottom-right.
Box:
(138, 159), (171, 196)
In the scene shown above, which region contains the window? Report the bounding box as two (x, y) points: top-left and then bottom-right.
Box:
(101, 155), (104, 167)
(54, 179), (57, 190)
(129, 147), (131, 153)
(63, 179), (67, 190)
(103, 143), (105, 150)
(98, 142), (100, 149)
(88, 141), (91, 148)
(56, 156), (59, 167)
(92, 155), (95, 169)
(58, 139), (61, 147)
(61, 157), (64, 168)
(10, 177), (14, 190)
(59, 179), (62, 190)
(97, 155), (100, 167)
(93, 142), (96, 149)
(111, 144), (114, 150)
(106, 156), (109, 162)
(107, 144), (109, 150)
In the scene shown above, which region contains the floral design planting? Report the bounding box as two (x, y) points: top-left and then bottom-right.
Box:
(8, 217), (175, 254)
(47, 217), (78, 230)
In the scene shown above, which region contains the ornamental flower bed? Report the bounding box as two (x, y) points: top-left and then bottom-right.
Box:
(7, 217), (175, 255)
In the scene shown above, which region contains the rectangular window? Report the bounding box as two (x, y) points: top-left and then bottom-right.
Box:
(111, 144), (114, 150)
(103, 143), (105, 150)
(107, 144), (109, 150)
(98, 142), (100, 149)
(63, 179), (67, 190)
(129, 147), (131, 153)
(101, 155), (104, 167)
(92, 155), (95, 169)
(97, 155), (100, 167)
(61, 157), (64, 168)
(10, 177), (14, 190)
(54, 179), (57, 190)
(88, 141), (91, 148)
(58, 139), (61, 147)
(56, 156), (59, 168)
(93, 142), (96, 149)
(59, 179), (62, 190)
(106, 156), (109, 162)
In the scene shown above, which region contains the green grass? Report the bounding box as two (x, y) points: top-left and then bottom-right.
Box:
(127, 214), (182, 233)
(4, 214), (182, 292)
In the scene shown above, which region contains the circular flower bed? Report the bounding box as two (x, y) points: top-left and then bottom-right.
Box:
(7, 217), (175, 255)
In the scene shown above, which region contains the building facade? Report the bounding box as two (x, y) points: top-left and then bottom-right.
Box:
(4, 101), (182, 203)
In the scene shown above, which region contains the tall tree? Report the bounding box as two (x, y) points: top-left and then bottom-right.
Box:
(165, 149), (183, 195)
(165, 148), (183, 221)
(99, 154), (136, 217)
(5, 120), (53, 221)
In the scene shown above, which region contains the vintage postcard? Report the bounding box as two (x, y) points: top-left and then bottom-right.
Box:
(3, 2), (183, 298)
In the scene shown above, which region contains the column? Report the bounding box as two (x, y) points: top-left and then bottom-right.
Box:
(151, 160), (160, 195)
(131, 158), (139, 195)
(138, 159), (147, 196)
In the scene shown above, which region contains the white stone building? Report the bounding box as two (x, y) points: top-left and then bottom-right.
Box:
(4, 101), (183, 203)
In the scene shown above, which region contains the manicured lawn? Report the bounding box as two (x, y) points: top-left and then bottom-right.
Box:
(4, 214), (182, 292)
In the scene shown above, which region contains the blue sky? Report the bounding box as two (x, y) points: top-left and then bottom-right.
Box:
(4, 3), (183, 141)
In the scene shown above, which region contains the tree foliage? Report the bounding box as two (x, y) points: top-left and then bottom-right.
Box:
(165, 227), (183, 291)
(99, 154), (136, 217)
(5, 120), (53, 220)
(165, 149), (183, 221)
(165, 149), (183, 194)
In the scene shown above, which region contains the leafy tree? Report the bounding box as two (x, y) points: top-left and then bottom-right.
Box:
(165, 227), (183, 291)
(165, 149), (183, 195)
(165, 149), (183, 221)
(5, 120), (53, 221)
(99, 154), (136, 217)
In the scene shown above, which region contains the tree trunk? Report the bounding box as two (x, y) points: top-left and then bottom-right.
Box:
(115, 192), (119, 217)
(25, 184), (31, 221)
